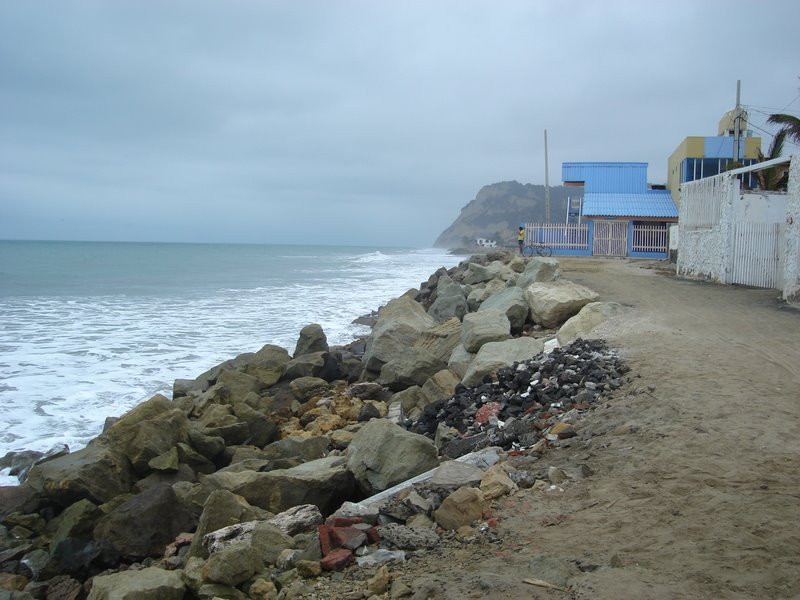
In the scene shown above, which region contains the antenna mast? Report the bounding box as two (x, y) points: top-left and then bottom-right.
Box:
(544, 129), (550, 223)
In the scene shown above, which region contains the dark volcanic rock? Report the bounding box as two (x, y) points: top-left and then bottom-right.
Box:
(407, 339), (626, 457)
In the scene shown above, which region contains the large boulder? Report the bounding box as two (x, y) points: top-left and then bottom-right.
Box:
(378, 347), (446, 391)
(466, 279), (507, 311)
(421, 369), (461, 406)
(447, 344), (475, 379)
(215, 370), (260, 404)
(203, 521), (293, 576)
(460, 309), (510, 353)
(243, 344), (291, 388)
(201, 456), (355, 515)
(186, 489), (270, 560)
(104, 394), (191, 475)
(557, 301), (623, 345)
(283, 351), (339, 382)
(525, 280), (600, 328)
(231, 402), (279, 448)
(413, 318), (462, 363)
(87, 567), (185, 600)
(478, 287), (529, 333)
(361, 297), (436, 376)
(427, 275), (467, 322)
(293, 324), (329, 358)
(346, 419), (439, 495)
(462, 337), (545, 386)
(25, 441), (133, 506)
(93, 483), (198, 560)
(460, 262), (494, 285)
(516, 257), (562, 288)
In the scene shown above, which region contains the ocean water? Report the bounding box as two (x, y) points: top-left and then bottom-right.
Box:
(0, 241), (464, 485)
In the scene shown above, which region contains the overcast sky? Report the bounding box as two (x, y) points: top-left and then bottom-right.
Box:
(2, 1), (799, 247)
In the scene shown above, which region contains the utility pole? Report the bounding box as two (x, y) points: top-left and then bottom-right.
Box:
(544, 129), (550, 223)
(733, 80), (742, 163)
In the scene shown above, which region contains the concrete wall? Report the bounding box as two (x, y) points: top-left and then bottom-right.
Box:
(783, 158), (800, 302)
(677, 156), (800, 303)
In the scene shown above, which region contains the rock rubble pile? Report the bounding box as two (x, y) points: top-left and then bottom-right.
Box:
(409, 339), (628, 457)
(0, 252), (630, 600)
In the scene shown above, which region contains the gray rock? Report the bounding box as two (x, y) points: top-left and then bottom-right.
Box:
(204, 520), (293, 566)
(378, 523), (439, 550)
(283, 351), (330, 381)
(447, 344), (475, 379)
(378, 347), (447, 391)
(429, 461), (485, 489)
(25, 440), (133, 507)
(201, 456), (355, 515)
(427, 275), (467, 322)
(87, 568), (185, 600)
(516, 257), (562, 288)
(348, 382), (384, 400)
(204, 545), (263, 587)
(556, 301), (623, 345)
(267, 504), (323, 536)
(460, 309), (511, 353)
(524, 280), (600, 328)
(104, 394), (191, 476)
(461, 337), (545, 387)
(361, 296), (436, 376)
(479, 286), (529, 333)
(243, 344), (291, 388)
(421, 369), (460, 406)
(391, 386), (427, 421)
(93, 484), (197, 561)
(216, 369), (260, 404)
(172, 378), (208, 399)
(289, 376), (330, 402)
(413, 318), (462, 363)
(460, 262), (494, 285)
(186, 489), (269, 560)
(466, 279), (507, 311)
(293, 323), (329, 357)
(261, 435), (329, 463)
(346, 419), (439, 495)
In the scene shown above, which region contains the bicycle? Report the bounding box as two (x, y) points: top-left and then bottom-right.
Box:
(521, 242), (552, 257)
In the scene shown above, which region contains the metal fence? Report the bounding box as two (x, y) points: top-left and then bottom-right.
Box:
(632, 222), (669, 253)
(524, 223), (589, 249)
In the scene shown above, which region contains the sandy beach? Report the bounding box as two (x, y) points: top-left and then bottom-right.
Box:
(328, 257), (800, 599)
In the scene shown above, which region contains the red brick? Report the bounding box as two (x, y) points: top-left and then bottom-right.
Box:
(318, 524), (333, 556)
(474, 401), (501, 424)
(320, 548), (355, 571)
(365, 526), (380, 544)
(328, 516), (365, 527)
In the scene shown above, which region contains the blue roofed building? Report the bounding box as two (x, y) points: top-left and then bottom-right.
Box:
(561, 162), (678, 258)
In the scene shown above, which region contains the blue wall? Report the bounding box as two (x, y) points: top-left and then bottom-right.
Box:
(562, 162), (648, 194)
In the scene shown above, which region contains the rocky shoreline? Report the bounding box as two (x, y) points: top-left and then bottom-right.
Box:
(0, 251), (626, 600)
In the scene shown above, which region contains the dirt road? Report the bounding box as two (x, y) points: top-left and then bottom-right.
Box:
(359, 258), (800, 600)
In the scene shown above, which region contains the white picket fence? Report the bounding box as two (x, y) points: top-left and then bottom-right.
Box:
(524, 223), (589, 249)
(632, 223), (669, 253)
(730, 222), (785, 288)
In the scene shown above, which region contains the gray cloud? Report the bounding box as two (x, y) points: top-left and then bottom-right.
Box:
(2, 0), (799, 247)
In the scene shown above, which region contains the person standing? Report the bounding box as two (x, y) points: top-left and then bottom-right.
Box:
(517, 225), (525, 254)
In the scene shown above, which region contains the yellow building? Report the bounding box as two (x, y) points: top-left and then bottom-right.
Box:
(667, 110), (761, 206)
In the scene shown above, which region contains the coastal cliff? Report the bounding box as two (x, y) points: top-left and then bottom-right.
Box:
(433, 181), (578, 249)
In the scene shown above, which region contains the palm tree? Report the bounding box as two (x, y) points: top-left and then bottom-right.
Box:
(767, 113), (800, 146)
(754, 128), (788, 191)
